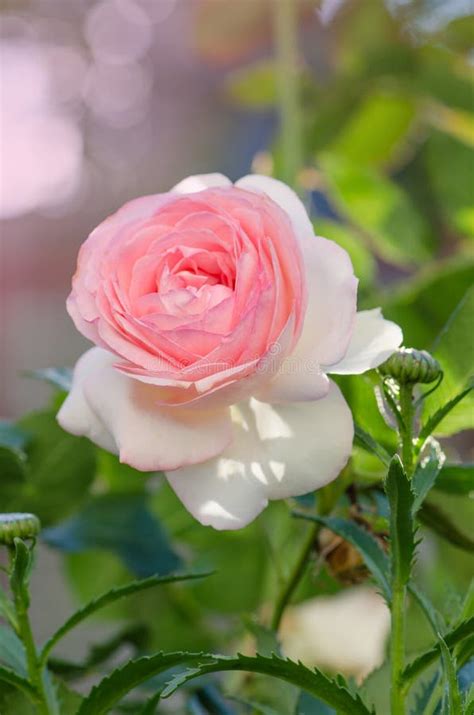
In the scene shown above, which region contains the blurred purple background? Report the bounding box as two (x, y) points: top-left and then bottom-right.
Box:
(0, 0), (293, 416)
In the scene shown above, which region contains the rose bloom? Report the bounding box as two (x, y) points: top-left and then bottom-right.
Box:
(58, 174), (402, 530)
(280, 587), (391, 683)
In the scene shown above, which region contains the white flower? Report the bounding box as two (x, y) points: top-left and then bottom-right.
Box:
(58, 173), (402, 530)
(280, 587), (391, 683)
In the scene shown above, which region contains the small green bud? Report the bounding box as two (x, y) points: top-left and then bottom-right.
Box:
(0, 513), (41, 545)
(379, 348), (442, 385)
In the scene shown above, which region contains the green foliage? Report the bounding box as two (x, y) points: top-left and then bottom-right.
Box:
(0, 447), (27, 510)
(12, 410), (96, 525)
(402, 617), (474, 689)
(418, 501), (474, 554)
(424, 288), (474, 436)
(0, 666), (37, 701)
(435, 464), (474, 495)
(327, 90), (417, 168)
(320, 153), (432, 266)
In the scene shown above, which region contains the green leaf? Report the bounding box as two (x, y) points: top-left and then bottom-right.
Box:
(40, 572), (210, 664)
(77, 652), (201, 715)
(408, 583), (445, 636)
(18, 410), (96, 525)
(0, 446), (27, 510)
(43, 493), (181, 578)
(0, 665), (37, 701)
(354, 424), (391, 466)
(425, 130), (474, 237)
(24, 367), (72, 392)
(225, 60), (277, 108)
(161, 654), (371, 714)
(424, 288), (474, 436)
(418, 501), (474, 553)
(402, 617), (474, 689)
(320, 153), (432, 266)
(385, 456), (415, 586)
(381, 255), (474, 349)
(434, 464), (474, 495)
(0, 626), (27, 676)
(439, 634), (462, 715)
(328, 89), (417, 167)
(412, 439), (446, 514)
(292, 512), (391, 601)
(419, 383), (473, 443)
(77, 652), (371, 715)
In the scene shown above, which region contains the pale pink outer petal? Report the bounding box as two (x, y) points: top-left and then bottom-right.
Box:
(171, 173), (232, 194)
(236, 174), (358, 401)
(57, 351), (117, 454)
(57, 348), (233, 472)
(326, 309), (403, 375)
(166, 381), (353, 530)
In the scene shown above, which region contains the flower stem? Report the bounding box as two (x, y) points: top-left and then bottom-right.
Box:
(8, 547), (52, 714)
(271, 522), (318, 632)
(390, 382), (415, 714)
(399, 384), (415, 478)
(390, 580), (407, 715)
(273, 0), (303, 189)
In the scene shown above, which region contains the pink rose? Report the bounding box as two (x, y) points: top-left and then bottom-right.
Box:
(58, 173), (402, 530)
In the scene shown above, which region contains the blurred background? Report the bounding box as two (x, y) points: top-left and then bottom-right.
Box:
(0, 1), (473, 712)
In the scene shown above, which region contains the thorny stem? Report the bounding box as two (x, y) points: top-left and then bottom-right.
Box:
(8, 546), (52, 714)
(399, 383), (415, 479)
(390, 382), (415, 713)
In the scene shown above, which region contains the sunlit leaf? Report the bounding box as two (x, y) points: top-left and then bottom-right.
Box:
(328, 90), (417, 167)
(412, 439), (446, 513)
(320, 153), (432, 266)
(424, 288), (474, 435)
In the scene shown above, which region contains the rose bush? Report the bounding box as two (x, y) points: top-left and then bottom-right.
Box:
(58, 173), (402, 529)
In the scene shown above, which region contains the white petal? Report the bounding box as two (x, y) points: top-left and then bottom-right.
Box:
(327, 308), (403, 375)
(172, 173), (232, 194)
(236, 175), (358, 379)
(57, 348), (232, 472)
(57, 351), (117, 453)
(166, 381), (353, 530)
(236, 174), (314, 242)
